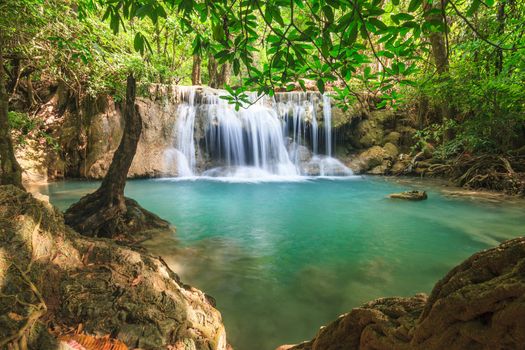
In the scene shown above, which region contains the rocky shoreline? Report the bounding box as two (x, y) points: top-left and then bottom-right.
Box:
(278, 237), (525, 350)
(0, 185), (229, 350)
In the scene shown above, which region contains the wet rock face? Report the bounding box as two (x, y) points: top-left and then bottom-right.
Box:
(281, 237), (525, 350)
(0, 185), (228, 350)
(412, 237), (525, 349)
(346, 146), (393, 174)
(83, 97), (180, 179)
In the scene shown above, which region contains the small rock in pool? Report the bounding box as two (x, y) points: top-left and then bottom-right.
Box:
(389, 190), (428, 201)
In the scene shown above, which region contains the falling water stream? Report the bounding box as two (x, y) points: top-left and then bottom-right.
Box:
(164, 87), (352, 179)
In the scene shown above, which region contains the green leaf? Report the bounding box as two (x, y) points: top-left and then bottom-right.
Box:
(233, 58), (240, 75)
(467, 0), (481, 16)
(110, 13), (119, 33)
(408, 0), (422, 12)
(322, 5), (334, 23)
(317, 78), (325, 93)
(391, 13), (414, 24)
(134, 32), (144, 54)
(368, 18), (387, 31)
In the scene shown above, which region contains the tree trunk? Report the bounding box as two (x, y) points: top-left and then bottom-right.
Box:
(65, 74), (167, 238)
(425, 0), (449, 74)
(208, 55), (219, 88)
(495, 0), (506, 75)
(26, 73), (36, 108)
(0, 47), (24, 189)
(191, 54), (202, 85)
(215, 18), (232, 89)
(216, 62), (231, 88)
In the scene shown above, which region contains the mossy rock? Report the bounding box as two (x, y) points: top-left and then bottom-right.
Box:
(0, 185), (229, 350)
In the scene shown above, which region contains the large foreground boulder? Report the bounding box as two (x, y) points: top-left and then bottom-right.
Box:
(279, 237), (525, 350)
(0, 185), (228, 350)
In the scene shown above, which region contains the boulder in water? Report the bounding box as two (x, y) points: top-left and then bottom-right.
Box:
(278, 237), (525, 350)
(389, 190), (428, 200)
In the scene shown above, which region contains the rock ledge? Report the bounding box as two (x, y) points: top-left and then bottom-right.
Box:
(279, 237), (525, 350)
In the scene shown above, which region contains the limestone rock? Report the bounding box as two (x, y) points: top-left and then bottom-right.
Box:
(412, 237), (525, 349)
(0, 185), (228, 350)
(368, 160), (391, 175)
(279, 237), (525, 350)
(396, 126), (417, 148)
(357, 119), (384, 148)
(288, 143), (313, 164)
(391, 157), (410, 175)
(383, 142), (399, 159)
(282, 294), (428, 350)
(389, 190), (428, 201)
(383, 131), (401, 145)
(358, 146), (387, 169)
(83, 97), (180, 179)
(346, 146), (391, 174)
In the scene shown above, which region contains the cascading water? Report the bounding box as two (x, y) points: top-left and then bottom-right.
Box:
(164, 87), (197, 176)
(323, 94), (332, 157)
(164, 87), (352, 178)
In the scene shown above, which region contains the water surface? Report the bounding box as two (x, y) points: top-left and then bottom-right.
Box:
(40, 177), (525, 350)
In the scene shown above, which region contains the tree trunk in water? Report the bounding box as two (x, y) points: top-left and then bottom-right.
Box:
(495, 0), (506, 75)
(191, 54), (202, 85)
(208, 55), (219, 88)
(0, 47), (24, 189)
(65, 74), (168, 238)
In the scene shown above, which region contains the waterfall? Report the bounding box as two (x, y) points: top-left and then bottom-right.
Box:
(204, 93), (297, 176)
(323, 94), (332, 157)
(164, 87), (352, 178)
(164, 87), (197, 176)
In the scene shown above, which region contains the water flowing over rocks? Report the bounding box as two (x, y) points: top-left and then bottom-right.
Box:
(0, 185), (229, 350)
(14, 82), (459, 182)
(278, 237), (525, 350)
(20, 85), (363, 181)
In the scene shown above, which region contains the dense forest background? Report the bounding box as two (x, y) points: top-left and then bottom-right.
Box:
(1, 0), (524, 196)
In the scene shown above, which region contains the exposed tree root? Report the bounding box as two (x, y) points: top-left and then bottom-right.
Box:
(64, 189), (170, 240)
(0, 264), (47, 350)
(425, 154), (525, 195)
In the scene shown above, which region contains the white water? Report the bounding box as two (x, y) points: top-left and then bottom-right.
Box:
(164, 87), (352, 179)
(323, 94), (332, 157)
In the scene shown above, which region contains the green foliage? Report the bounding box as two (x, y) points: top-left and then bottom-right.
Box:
(411, 0), (525, 156)
(3, 0), (524, 159)
(8, 112), (59, 151)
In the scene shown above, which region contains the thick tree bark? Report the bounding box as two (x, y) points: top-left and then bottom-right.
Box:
(425, 0), (449, 74)
(216, 62), (231, 88)
(65, 74), (167, 238)
(495, 0), (506, 75)
(208, 55), (219, 88)
(0, 47), (24, 189)
(215, 18), (232, 88)
(26, 73), (36, 108)
(191, 54), (202, 85)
